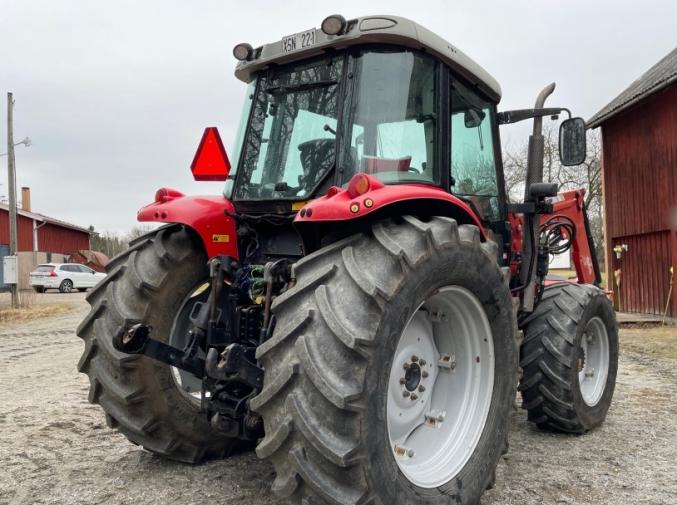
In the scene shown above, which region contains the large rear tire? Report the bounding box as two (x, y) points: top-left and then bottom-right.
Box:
(253, 216), (518, 505)
(77, 224), (239, 463)
(519, 283), (618, 433)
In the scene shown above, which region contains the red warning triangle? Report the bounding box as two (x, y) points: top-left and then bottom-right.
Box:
(190, 127), (231, 181)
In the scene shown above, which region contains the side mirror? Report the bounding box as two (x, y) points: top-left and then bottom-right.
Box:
(191, 127), (231, 181)
(559, 117), (586, 166)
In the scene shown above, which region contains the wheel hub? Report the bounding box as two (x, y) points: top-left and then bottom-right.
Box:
(403, 361), (422, 392)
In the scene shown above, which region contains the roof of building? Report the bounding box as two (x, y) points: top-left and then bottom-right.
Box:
(588, 46), (677, 128)
(0, 203), (92, 234)
(234, 15), (502, 101)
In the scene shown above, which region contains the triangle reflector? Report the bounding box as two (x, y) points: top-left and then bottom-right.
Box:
(190, 127), (231, 181)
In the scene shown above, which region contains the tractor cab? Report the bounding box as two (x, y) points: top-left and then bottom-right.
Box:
(223, 15), (504, 227)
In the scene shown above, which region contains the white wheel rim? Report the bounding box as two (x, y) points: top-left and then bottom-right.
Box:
(578, 316), (610, 407)
(386, 286), (495, 488)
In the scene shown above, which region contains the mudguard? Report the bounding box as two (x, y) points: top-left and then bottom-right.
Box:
(137, 192), (238, 259)
(294, 175), (486, 237)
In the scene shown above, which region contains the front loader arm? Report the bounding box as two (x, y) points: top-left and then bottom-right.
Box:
(546, 189), (601, 286)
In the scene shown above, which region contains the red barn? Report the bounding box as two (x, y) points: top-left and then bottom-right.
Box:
(588, 47), (677, 317)
(0, 188), (92, 289)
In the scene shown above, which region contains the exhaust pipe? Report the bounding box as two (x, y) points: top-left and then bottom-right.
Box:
(520, 82), (556, 311)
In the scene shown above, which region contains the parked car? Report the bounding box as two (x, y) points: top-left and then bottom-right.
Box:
(29, 263), (106, 293)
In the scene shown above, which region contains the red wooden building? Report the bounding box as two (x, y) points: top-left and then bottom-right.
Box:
(588, 47), (677, 317)
(0, 188), (92, 288)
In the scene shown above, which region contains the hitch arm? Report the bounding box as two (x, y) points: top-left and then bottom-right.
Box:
(113, 324), (205, 377)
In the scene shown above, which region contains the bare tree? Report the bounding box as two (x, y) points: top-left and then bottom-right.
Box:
(89, 224), (158, 259)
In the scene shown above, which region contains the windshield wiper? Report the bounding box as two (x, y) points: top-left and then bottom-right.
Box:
(265, 79), (338, 95)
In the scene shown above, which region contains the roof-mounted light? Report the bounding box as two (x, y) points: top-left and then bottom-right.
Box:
(321, 14), (347, 36)
(233, 43), (253, 61)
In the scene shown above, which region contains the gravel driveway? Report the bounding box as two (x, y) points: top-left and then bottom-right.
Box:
(0, 295), (675, 505)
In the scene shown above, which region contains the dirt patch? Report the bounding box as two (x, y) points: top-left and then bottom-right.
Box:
(620, 325), (677, 361)
(0, 304), (675, 505)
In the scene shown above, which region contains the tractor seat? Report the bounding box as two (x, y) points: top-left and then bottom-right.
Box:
(298, 138), (335, 187)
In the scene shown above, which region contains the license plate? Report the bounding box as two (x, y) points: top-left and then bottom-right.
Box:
(282, 29), (316, 54)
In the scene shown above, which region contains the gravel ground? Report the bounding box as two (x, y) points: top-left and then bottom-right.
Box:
(0, 294), (675, 505)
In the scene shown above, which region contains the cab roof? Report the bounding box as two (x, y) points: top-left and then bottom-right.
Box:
(234, 15), (502, 102)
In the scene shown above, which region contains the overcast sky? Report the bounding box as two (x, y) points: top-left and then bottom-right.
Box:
(1, 0), (675, 234)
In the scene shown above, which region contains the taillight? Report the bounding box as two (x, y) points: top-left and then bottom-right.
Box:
(155, 187), (185, 203)
(347, 173), (371, 198)
(347, 173), (383, 199)
(50, 268), (58, 277)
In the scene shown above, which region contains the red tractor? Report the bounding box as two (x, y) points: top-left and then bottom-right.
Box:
(78, 15), (618, 505)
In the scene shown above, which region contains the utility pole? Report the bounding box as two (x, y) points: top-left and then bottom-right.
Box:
(7, 92), (18, 308)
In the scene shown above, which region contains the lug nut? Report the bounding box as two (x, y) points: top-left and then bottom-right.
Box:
(403, 362), (410, 370)
(410, 394), (419, 401)
(419, 359), (426, 366)
(403, 391), (410, 398)
(422, 371), (429, 378)
(407, 449), (415, 457)
(418, 385), (426, 392)
(399, 377), (406, 385)
(411, 355), (419, 362)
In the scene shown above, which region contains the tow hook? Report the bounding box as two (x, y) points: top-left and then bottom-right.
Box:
(205, 345), (264, 390)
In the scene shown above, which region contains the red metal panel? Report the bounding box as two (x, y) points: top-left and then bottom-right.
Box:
(37, 223), (90, 254)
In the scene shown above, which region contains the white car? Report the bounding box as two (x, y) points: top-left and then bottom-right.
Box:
(29, 263), (107, 293)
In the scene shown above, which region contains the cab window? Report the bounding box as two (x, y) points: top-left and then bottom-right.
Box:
(450, 80), (500, 221)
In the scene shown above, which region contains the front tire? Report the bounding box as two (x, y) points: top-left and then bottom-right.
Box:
(77, 224), (239, 462)
(59, 279), (73, 293)
(253, 216), (518, 505)
(519, 283), (618, 432)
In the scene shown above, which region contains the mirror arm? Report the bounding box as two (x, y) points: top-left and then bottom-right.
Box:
(497, 107), (571, 125)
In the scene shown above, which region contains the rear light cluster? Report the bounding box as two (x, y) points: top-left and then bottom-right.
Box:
(50, 267), (58, 277)
(154, 187), (185, 203)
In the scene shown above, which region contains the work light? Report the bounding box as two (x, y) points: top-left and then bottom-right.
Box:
(233, 43), (253, 61)
(321, 15), (347, 35)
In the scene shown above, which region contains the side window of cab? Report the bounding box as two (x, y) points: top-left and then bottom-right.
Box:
(450, 79), (500, 221)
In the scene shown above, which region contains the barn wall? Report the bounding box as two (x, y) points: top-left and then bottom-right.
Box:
(2, 208), (91, 255)
(0, 209), (35, 251)
(602, 83), (677, 316)
(611, 231), (673, 315)
(602, 84), (677, 238)
(38, 223), (90, 254)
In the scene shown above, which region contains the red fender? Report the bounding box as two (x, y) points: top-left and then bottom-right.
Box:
(294, 174), (485, 238)
(137, 190), (239, 259)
